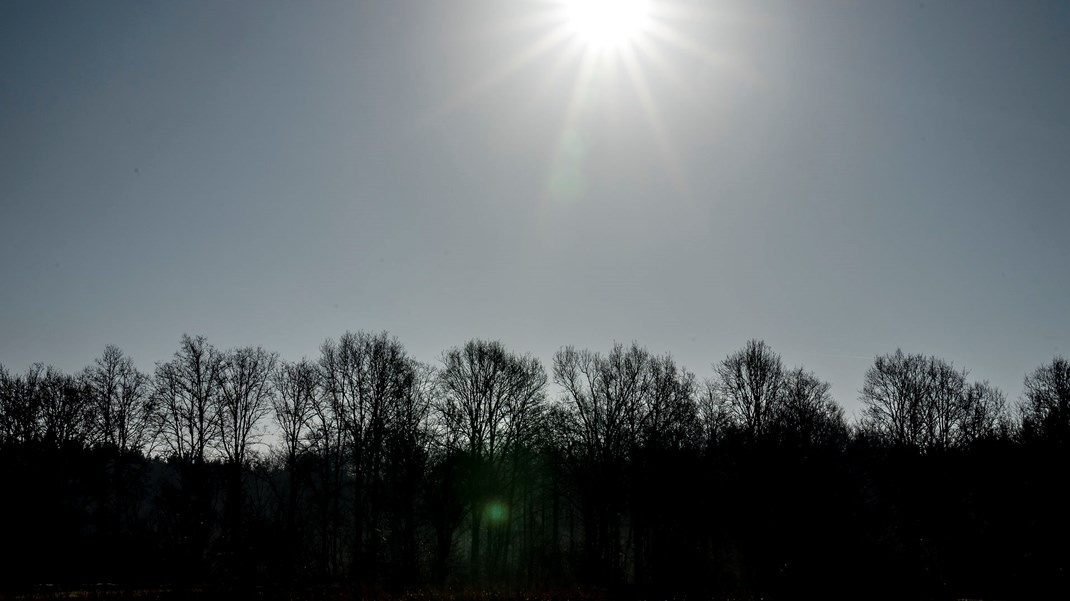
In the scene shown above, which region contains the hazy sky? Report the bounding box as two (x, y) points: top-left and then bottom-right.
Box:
(2, 0), (1068, 417)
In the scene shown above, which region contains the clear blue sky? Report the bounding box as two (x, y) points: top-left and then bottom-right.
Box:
(2, 0), (1068, 417)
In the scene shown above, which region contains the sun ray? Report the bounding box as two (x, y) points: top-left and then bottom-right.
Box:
(644, 19), (741, 75)
(619, 42), (690, 199)
(409, 25), (573, 133)
(630, 33), (688, 99)
(543, 45), (602, 204)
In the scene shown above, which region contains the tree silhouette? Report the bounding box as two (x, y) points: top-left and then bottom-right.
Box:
(85, 345), (155, 454)
(151, 334), (225, 577)
(0, 336), (1066, 598)
(319, 330), (417, 582)
(0, 363), (46, 445)
(714, 339), (785, 443)
(215, 345), (278, 576)
(1020, 356), (1070, 445)
(774, 367), (847, 449)
(153, 335), (224, 465)
(860, 350), (1008, 451)
(272, 358), (318, 578)
(436, 339), (548, 582)
(38, 365), (92, 448)
(552, 342), (699, 584)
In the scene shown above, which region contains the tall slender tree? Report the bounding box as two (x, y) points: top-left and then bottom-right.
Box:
(437, 339), (547, 582)
(154, 335), (224, 465)
(85, 345), (155, 454)
(215, 345), (278, 574)
(320, 331), (416, 581)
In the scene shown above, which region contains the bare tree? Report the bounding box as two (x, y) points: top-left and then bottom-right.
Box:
(437, 339), (547, 581)
(861, 350), (1007, 450)
(0, 363), (45, 445)
(39, 365), (92, 447)
(273, 358), (319, 576)
(774, 367), (847, 449)
(274, 358), (318, 470)
(217, 346), (277, 469)
(85, 345), (155, 454)
(698, 379), (733, 448)
(860, 350), (928, 449)
(307, 359), (346, 578)
(960, 380), (1008, 444)
(153, 335), (223, 465)
(386, 359), (435, 582)
(320, 330), (415, 581)
(923, 357), (968, 451)
(437, 340), (547, 459)
(641, 353), (699, 450)
(715, 340), (785, 442)
(1020, 356), (1070, 444)
(215, 345), (278, 567)
(150, 335), (225, 575)
(553, 342), (660, 583)
(554, 343), (650, 465)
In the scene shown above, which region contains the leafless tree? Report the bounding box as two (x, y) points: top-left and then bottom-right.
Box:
(715, 339), (785, 442)
(215, 345), (278, 563)
(153, 335), (223, 465)
(274, 358), (318, 475)
(85, 345), (155, 454)
(438, 340), (547, 460)
(641, 353), (699, 450)
(774, 367), (847, 448)
(554, 342), (696, 583)
(272, 358), (320, 575)
(960, 380), (1008, 443)
(320, 330), (415, 580)
(437, 339), (547, 581)
(39, 365), (91, 447)
(0, 363), (45, 445)
(553, 343), (650, 465)
(698, 379), (733, 447)
(216, 346), (278, 469)
(392, 360), (434, 454)
(860, 350), (929, 448)
(861, 350), (1007, 450)
(386, 359), (435, 581)
(307, 357), (346, 578)
(923, 357), (968, 450)
(1020, 356), (1070, 444)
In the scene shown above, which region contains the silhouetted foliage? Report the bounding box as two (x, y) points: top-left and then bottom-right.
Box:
(436, 339), (548, 583)
(0, 338), (1064, 599)
(153, 335), (224, 465)
(713, 339), (784, 443)
(774, 367), (848, 449)
(85, 345), (156, 453)
(1021, 356), (1070, 445)
(860, 349), (1009, 451)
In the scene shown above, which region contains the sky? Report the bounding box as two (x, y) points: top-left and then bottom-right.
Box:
(2, 0), (1068, 418)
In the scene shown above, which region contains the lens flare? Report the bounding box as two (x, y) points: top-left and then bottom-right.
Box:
(484, 500), (508, 524)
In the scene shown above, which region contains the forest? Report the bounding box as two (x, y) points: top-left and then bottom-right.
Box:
(1, 333), (1067, 600)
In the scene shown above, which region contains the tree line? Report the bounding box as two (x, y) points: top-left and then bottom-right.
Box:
(1, 334), (1067, 599)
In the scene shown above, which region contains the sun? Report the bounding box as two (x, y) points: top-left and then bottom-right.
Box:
(419, 0), (727, 201)
(564, 0), (651, 49)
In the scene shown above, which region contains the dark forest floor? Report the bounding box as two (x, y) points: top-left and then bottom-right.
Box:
(0, 587), (631, 601)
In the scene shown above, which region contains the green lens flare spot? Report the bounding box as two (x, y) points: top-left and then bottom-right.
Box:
(484, 500), (508, 524)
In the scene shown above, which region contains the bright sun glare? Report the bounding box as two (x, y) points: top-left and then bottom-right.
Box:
(424, 0), (728, 201)
(565, 0), (651, 48)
